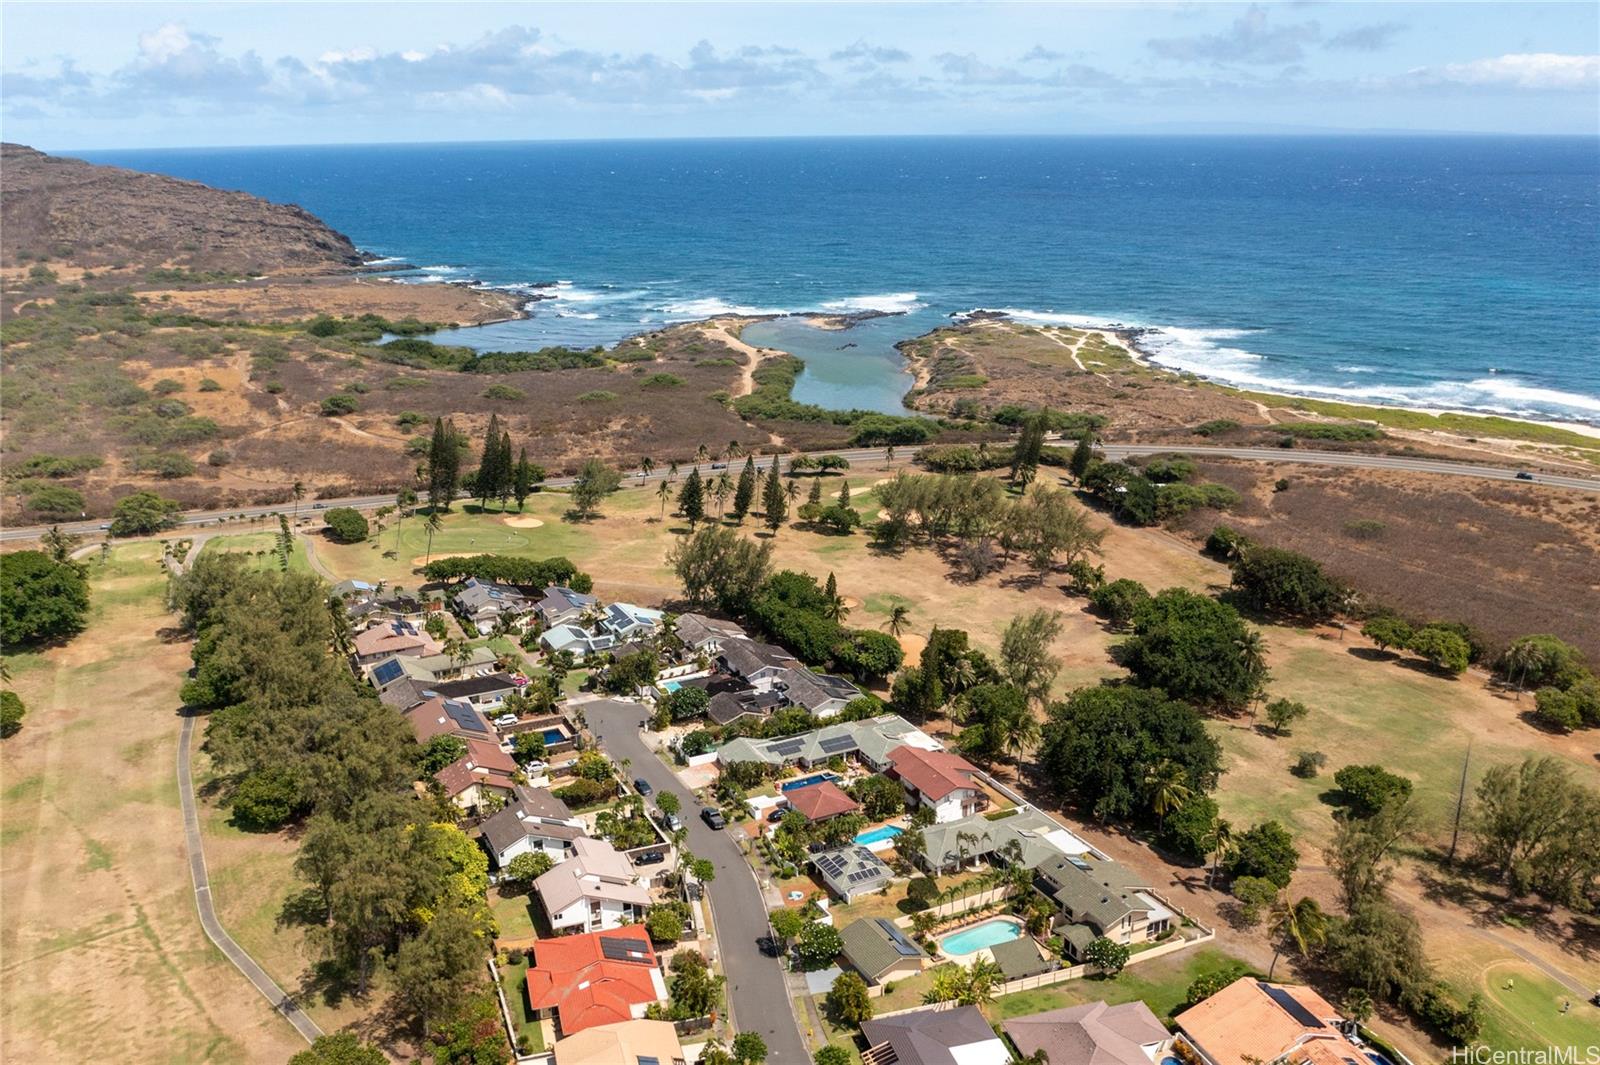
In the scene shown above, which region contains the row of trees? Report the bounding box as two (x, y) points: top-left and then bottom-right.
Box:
(170, 555), (500, 1056)
(426, 414), (545, 513)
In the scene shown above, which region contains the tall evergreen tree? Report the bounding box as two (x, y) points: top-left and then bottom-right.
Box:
(492, 431), (512, 509)
(1011, 408), (1049, 485)
(731, 456), (757, 521)
(838, 479), (852, 506)
(678, 468), (706, 528)
(427, 417), (461, 512)
(1069, 432), (1097, 481)
(807, 477), (823, 506)
(476, 414), (503, 507)
(762, 464), (788, 533)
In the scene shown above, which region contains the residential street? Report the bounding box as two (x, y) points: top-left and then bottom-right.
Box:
(583, 698), (812, 1065)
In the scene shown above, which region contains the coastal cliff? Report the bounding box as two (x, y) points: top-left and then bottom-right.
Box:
(0, 143), (364, 274)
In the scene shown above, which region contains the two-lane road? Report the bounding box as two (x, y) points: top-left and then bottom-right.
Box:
(583, 699), (810, 1065)
(4, 442), (1598, 545)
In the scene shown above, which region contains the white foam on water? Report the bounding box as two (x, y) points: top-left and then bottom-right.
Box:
(556, 311), (600, 320)
(660, 297), (793, 319)
(818, 292), (926, 314)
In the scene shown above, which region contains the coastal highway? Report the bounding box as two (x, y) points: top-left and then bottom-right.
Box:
(3, 443), (1598, 544)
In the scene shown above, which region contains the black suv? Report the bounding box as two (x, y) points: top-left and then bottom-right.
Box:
(701, 807), (726, 829)
(633, 778), (653, 797)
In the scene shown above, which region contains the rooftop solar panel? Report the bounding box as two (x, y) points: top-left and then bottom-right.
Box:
(876, 919), (922, 957)
(1262, 984), (1325, 1029)
(819, 736), (856, 753)
(769, 739), (806, 756)
(598, 936), (651, 963)
(371, 659), (404, 685)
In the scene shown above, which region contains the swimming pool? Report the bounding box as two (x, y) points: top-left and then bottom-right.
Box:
(856, 825), (903, 846)
(662, 680), (682, 692)
(779, 773), (837, 792)
(540, 728), (565, 745)
(939, 917), (1024, 957)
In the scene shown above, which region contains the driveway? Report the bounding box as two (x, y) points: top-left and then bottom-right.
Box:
(584, 699), (810, 1065)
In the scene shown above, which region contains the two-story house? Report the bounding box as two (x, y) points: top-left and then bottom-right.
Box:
(887, 744), (986, 823)
(534, 837), (652, 933)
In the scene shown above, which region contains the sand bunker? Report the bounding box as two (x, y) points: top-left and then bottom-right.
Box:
(502, 516), (545, 528)
(411, 551), (478, 567)
(898, 633), (928, 657)
(841, 596), (862, 610)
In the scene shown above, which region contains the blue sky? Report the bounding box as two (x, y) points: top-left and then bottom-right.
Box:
(3, 2), (1596, 148)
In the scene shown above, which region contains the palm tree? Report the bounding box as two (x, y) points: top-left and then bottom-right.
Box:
(1002, 707), (1041, 765)
(1501, 638), (1546, 700)
(423, 509), (443, 566)
(962, 958), (1003, 1005)
(884, 444), (896, 468)
(884, 604), (912, 638)
(1267, 896), (1328, 979)
(725, 440), (744, 461)
(784, 479), (800, 506)
(1143, 759), (1193, 830)
(656, 479), (673, 521)
(695, 443), (710, 464)
(291, 480), (305, 525)
(713, 472), (733, 517)
(667, 459), (680, 479)
(947, 655), (977, 696)
(1234, 629), (1269, 712)
(1207, 819), (1235, 885)
(639, 455), (654, 482)
(922, 965), (964, 1005)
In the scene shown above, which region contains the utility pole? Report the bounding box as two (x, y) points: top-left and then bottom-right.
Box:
(1448, 738), (1473, 864)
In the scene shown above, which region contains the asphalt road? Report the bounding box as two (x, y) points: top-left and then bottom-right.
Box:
(177, 713), (322, 1045)
(583, 698), (811, 1065)
(4, 442), (1597, 544)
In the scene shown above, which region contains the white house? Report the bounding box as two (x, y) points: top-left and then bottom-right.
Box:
(480, 786), (588, 868)
(887, 744), (986, 824)
(534, 837), (652, 933)
(541, 624), (615, 659)
(598, 603), (664, 641)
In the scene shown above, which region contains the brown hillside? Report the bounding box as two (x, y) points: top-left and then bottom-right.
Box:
(0, 143), (363, 274)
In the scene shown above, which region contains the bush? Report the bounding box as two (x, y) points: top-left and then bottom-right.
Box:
(1083, 936), (1131, 974)
(1225, 821), (1298, 888)
(320, 393), (359, 416)
(0, 550), (91, 646)
(1292, 751), (1327, 779)
(1231, 875), (1279, 925)
(1192, 419), (1240, 437)
(1089, 578), (1149, 630)
(133, 452), (196, 478)
(641, 373), (684, 389)
(481, 384), (526, 401)
(1229, 546), (1344, 621)
(1333, 764), (1413, 816)
(152, 378), (185, 395)
(1276, 422), (1383, 441)
(661, 686), (711, 722)
(1361, 616), (1413, 653)
(198, 378), (223, 392)
(553, 778), (614, 806)
(25, 485), (85, 517)
(906, 877), (940, 909)
(323, 507), (370, 544)
(230, 768), (305, 830)
(1, 690), (26, 738)
(1534, 687), (1583, 731)
(1204, 525), (1250, 559)
(207, 450), (232, 467)
(577, 390), (617, 403)
(825, 971), (874, 1024)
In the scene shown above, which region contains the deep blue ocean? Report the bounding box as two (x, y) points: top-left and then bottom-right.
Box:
(79, 136), (1600, 424)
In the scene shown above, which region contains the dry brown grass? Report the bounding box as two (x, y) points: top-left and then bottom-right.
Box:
(142, 276), (523, 326)
(0, 543), (307, 1065)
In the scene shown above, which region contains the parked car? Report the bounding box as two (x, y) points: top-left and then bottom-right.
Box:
(701, 807), (726, 829)
(493, 714), (518, 728)
(523, 760), (547, 773)
(757, 935), (780, 957)
(663, 812), (683, 831)
(633, 851), (666, 866)
(766, 808), (788, 824)
(633, 777), (653, 797)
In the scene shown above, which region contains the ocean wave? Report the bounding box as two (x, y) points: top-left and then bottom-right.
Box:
(818, 292), (926, 314)
(556, 311), (600, 320)
(966, 307), (1135, 329)
(364, 256), (409, 266)
(1336, 365), (1377, 374)
(660, 297), (793, 319)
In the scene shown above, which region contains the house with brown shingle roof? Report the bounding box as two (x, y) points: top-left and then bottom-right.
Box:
(534, 837), (652, 933)
(1176, 978), (1368, 1065)
(433, 736), (520, 811)
(353, 618), (443, 666)
(887, 744), (984, 823)
(524, 925), (668, 1038)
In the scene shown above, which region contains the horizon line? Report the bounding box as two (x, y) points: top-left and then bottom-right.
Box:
(43, 128), (1600, 155)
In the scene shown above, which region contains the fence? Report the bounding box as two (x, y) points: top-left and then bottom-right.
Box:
(913, 884), (1016, 921)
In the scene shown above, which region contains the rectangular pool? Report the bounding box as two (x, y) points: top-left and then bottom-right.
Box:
(939, 918), (1024, 957)
(662, 680), (682, 693)
(541, 728), (566, 745)
(856, 825), (903, 846)
(779, 773), (837, 792)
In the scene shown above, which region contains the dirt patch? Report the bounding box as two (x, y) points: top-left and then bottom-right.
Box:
(897, 633), (928, 658)
(139, 277), (523, 326)
(501, 516), (545, 529)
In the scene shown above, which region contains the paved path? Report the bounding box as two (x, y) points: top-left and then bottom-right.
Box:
(583, 698), (812, 1065)
(8, 441), (1596, 544)
(177, 713), (322, 1044)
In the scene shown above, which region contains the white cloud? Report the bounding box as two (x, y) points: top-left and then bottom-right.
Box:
(1435, 53), (1599, 91)
(1149, 5), (1321, 65)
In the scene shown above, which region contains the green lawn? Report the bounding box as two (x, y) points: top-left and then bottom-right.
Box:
(986, 946), (1254, 1025)
(491, 887), (539, 942)
(1468, 962), (1600, 1051)
(497, 957), (546, 1053)
(198, 531), (311, 573)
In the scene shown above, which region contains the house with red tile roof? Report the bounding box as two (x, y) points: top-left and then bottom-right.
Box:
(887, 745), (985, 823)
(784, 780), (861, 822)
(1175, 978), (1370, 1065)
(433, 736), (520, 811)
(524, 925), (668, 1038)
